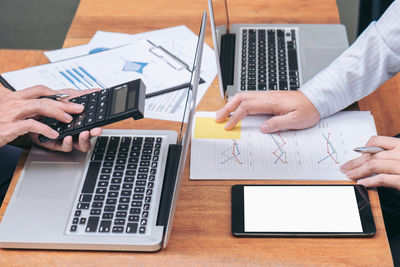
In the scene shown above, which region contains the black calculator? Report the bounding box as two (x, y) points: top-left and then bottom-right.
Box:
(39, 79), (146, 142)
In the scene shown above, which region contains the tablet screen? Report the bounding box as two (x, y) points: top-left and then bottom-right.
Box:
(243, 186), (363, 233)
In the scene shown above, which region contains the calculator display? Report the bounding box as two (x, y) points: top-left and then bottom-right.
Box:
(110, 84), (137, 115)
(127, 87), (136, 110)
(111, 85), (128, 115)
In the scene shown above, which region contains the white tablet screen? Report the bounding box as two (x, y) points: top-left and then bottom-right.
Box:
(243, 186), (363, 232)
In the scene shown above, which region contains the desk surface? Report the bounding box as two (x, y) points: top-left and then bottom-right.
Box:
(0, 0), (394, 265)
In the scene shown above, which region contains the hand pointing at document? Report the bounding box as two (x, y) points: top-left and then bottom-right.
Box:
(215, 91), (320, 133)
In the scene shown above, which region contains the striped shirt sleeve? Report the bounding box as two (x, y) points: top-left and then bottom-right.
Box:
(300, 0), (400, 119)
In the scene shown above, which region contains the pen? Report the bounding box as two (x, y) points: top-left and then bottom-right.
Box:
(353, 146), (386, 153)
(145, 78), (205, 98)
(39, 94), (70, 100)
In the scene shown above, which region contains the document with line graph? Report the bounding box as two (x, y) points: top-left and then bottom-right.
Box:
(190, 111), (377, 180)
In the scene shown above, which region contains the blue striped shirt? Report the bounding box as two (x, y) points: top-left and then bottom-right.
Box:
(300, 0), (400, 119)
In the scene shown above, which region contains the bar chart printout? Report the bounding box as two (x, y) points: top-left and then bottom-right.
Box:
(57, 65), (106, 90)
(190, 111), (377, 180)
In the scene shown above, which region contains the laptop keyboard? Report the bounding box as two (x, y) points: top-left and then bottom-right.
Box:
(240, 28), (300, 91)
(68, 135), (164, 235)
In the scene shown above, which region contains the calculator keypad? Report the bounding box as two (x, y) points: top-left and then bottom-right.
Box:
(39, 89), (109, 142)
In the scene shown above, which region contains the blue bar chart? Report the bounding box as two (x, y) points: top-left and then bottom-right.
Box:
(58, 65), (106, 90)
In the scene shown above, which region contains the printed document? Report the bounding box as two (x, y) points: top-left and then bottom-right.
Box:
(190, 111), (377, 180)
(43, 26), (217, 122)
(2, 40), (192, 95)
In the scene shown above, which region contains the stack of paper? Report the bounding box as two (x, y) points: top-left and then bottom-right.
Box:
(190, 111), (377, 180)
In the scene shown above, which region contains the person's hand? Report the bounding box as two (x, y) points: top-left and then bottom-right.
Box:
(0, 85), (101, 152)
(340, 136), (400, 190)
(28, 88), (103, 152)
(29, 128), (102, 153)
(215, 91), (320, 133)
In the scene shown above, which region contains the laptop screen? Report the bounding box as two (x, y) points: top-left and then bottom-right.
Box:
(163, 11), (207, 248)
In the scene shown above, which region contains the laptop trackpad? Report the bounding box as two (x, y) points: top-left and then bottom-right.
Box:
(17, 162), (80, 199)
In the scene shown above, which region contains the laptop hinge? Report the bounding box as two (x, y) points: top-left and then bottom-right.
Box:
(219, 33), (236, 95)
(0, 75), (16, 91)
(156, 144), (182, 227)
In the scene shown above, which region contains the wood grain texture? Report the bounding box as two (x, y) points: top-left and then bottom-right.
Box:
(0, 0), (394, 265)
(0, 50), (44, 73)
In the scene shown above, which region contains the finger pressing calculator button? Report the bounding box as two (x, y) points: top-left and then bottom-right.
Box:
(77, 113), (86, 120)
(53, 123), (63, 132)
(39, 80), (145, 143)
(79, 98), (88, 106)
(46, 118), (58, 127)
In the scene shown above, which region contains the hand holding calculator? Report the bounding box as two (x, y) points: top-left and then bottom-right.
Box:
(39, 79), (146, 142)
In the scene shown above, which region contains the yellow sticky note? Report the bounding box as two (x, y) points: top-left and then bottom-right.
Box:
(194, 117), (241, 139)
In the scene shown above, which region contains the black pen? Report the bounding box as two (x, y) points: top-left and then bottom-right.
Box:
(145, 79), (205, 98)
(39, 94), (69, 100)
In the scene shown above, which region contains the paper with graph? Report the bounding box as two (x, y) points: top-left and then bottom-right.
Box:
(190, 111), (377, 180)
(2, 40), (192, 95)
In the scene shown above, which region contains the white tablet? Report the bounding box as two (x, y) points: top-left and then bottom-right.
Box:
(231, 185), (376, 237)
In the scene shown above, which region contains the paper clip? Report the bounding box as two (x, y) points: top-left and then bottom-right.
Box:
(147, 40), (190, 71)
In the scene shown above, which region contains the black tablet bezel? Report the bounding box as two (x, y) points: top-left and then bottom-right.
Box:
(231, 184), (376, 237)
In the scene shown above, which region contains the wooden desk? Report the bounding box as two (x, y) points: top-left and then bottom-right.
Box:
(0, 0), (394, 265)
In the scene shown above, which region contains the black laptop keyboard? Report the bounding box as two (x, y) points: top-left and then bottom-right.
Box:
(68, 135), (164, 235)
(240, 28), (300, 91)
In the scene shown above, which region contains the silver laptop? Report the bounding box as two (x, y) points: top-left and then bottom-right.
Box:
(208, 0), (349, 98)
(0, 11), (207, 252)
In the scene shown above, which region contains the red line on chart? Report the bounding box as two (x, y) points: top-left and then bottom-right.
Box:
(270, 133), (288, 164)
(220, 139), (242, 165)
(317, 133), (339, 164)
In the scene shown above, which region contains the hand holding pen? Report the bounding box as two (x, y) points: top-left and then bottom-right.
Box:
(342, 136), (400, 190)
